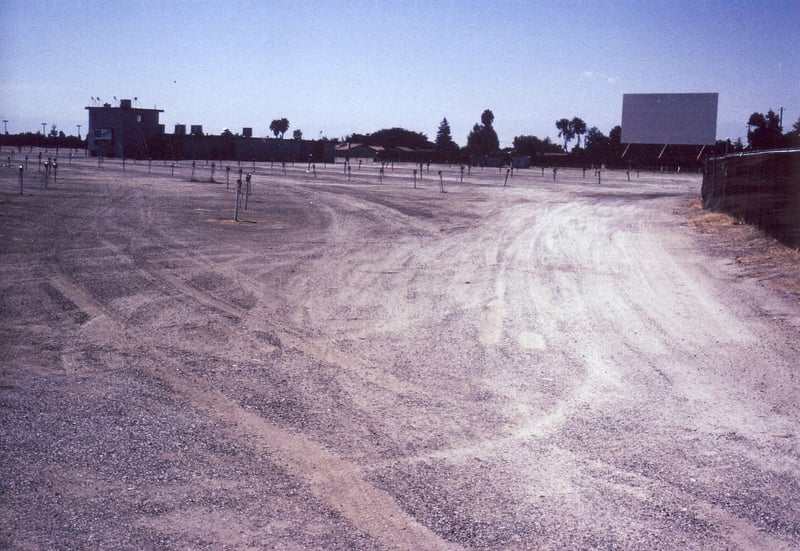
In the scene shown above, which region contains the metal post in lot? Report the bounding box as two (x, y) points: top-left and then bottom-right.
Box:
(18, 165), (23, 194)
(438, 170), (444, 193)
(504, 168), (510, 187)
(413, 169), (417, 189)
(234, 176), (242, 221)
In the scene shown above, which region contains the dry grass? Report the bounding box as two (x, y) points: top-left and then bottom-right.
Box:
(683, 197), (800, 301)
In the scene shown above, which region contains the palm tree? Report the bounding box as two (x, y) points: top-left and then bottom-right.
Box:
(269, 118), (290, 139)
(556, 118), (574, 151)
(571, 117), (587, 148)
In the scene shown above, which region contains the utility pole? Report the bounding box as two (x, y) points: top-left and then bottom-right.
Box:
(77, 124), (81, 139)
(779, 107), (784, 131)
(2, 120), (7, 134)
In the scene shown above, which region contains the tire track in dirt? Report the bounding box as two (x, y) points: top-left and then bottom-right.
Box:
(147, 244), (420, 398)
(49, 241), (458, 550)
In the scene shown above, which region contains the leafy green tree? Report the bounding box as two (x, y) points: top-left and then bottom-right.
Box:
(583, 127), (606, 150)
(513, 134), (562, 157)
(269, 118), (290, 139)
(293, 129), (303, 140)
(583, 126), (611, 163)
(348, 128), (433, 149)
(787, 116), (800, 147)
(577, 125), (623, 165)
(466, 109), (499, 155)
(435, 117), (459, 157)
(609, 125), (622, 147)
(747, 110), (783, 149)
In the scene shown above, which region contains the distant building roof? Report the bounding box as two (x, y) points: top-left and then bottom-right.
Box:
(335, 142), (385, 151)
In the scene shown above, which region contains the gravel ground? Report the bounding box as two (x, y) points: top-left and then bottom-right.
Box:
(1, 155), (798, 549)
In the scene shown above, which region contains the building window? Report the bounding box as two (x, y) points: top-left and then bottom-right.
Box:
(136, 115), (142, 123)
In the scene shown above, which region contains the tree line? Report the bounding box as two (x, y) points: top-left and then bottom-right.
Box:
(0, 125), (84, 150)
(4, 108), (796, 162)
(745, 110), (800, 150)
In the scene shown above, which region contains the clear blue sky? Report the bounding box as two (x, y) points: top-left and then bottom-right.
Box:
(1, 0), (798, 147)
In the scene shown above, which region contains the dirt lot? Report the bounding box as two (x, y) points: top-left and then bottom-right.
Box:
(1, 154), (799, 550)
